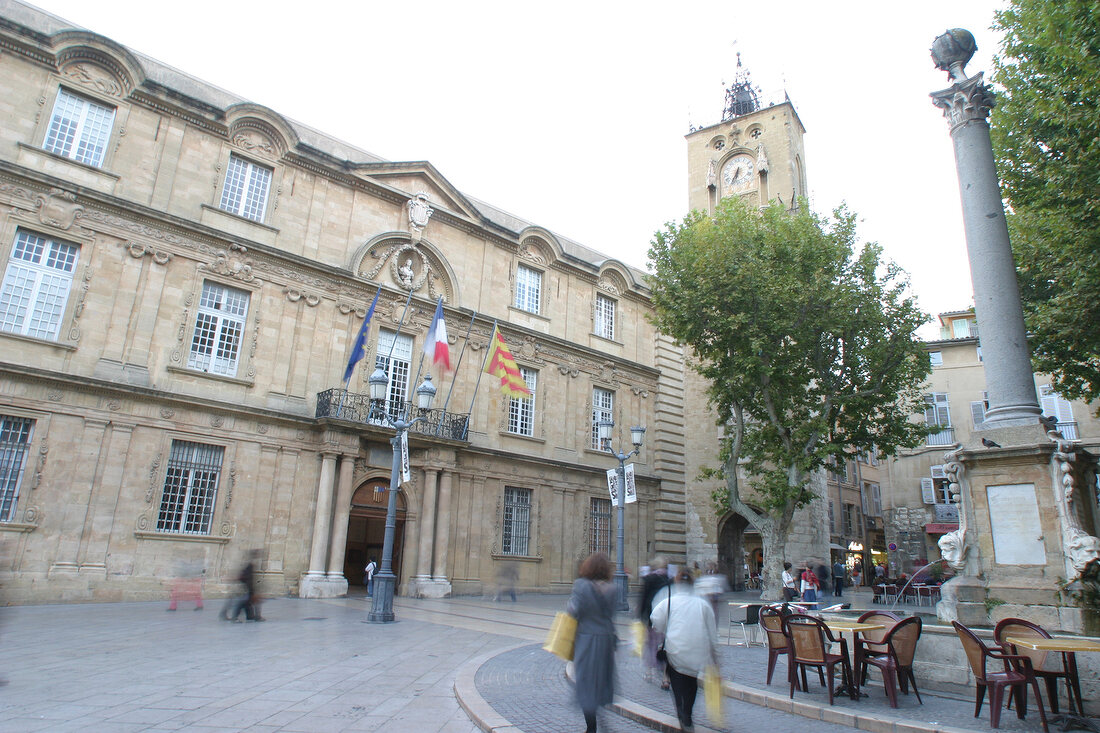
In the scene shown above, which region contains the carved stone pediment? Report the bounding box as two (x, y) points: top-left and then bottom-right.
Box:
(62, 62), (123, 97)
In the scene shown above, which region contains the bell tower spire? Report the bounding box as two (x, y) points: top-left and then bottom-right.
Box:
(722, 52), (760, 121)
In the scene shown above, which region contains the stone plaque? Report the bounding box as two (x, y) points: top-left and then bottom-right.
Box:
(987, 483), (1046, 565)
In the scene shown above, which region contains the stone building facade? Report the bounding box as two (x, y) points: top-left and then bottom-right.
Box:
(0, 0), (688, 604)
(882, 310), (1100, 577)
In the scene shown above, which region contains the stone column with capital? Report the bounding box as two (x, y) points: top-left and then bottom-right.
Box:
(929, 30), (1100, 632)
(930, 30), (1041, 426)
(299, 452), (338, 598)
(324, 455), (357, 596)
(408, 467), (451, 598)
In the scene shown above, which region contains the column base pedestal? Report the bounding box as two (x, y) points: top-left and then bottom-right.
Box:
(408, 576), (451, 598)
(298, 573), (348, 599)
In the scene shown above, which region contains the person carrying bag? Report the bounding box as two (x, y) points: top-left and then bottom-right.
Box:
(650, 569), (719, 733)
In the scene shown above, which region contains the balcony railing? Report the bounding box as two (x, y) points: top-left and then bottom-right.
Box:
(316, 389), (470, 441)
(927, 427), (956, 447)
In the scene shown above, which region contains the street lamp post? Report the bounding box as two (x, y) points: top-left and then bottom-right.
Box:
(367, 369), (436, 623)
(598, 420), (645, 612)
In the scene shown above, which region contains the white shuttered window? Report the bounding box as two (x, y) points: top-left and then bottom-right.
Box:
(187, 281), (250, 376)
(0, 230), (79, 341)
(43, 88), (115, 167)
(219, 154), (272, 222)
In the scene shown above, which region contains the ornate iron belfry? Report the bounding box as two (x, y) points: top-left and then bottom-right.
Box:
(722, 52), (760, 121)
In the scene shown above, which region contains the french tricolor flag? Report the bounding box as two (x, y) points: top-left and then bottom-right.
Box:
(424, 297), (451, 370)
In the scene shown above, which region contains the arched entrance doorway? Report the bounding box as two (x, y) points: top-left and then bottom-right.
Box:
(344, 480), (407, 588)
(717, 512), (762, 591)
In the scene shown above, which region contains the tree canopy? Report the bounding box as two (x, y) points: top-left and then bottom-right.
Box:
(991, 0), (1100, 404)
(647, 198), (930, 594)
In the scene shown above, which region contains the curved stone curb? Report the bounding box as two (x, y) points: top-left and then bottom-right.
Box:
(453, 641), (532, 733)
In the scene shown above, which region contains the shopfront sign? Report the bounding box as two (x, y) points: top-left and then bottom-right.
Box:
(925, 523), (959, 534)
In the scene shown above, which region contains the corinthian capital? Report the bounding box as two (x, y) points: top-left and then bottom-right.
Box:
(930, 72), (996, 131)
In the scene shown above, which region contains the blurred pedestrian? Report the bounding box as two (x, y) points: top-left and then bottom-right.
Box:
(637, 556), (671, 687)
(224, 550), (263, 622)
(494, 561), (518, 602)
(650, 569), (719, 733)
(167, 559), (204, 611)
(695, 562), (728, 620)
(800, 563), (819, 606)
(567, 552), (617, 733)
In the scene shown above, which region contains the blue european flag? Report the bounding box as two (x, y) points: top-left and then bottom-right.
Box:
(343, 290), (380, 382)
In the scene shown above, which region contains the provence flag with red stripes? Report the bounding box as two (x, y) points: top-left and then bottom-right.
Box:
(483, 325), (530, 397)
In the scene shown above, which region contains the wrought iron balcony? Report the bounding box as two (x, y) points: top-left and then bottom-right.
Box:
(926, 427), (956, 447)
(316, 389), (470, 441)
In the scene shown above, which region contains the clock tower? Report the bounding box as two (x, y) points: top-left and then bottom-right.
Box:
(686, 55), (808, 214)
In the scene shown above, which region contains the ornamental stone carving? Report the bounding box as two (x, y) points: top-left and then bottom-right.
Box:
(930, 72), (996, 131)
(124, 241), (172, 264)
(63, 63), (123, 97)
(756, 142), (769, 174)
(36, 189), (84, 230)
(200, 249), (256, 283)
(407, 192), (433, 236)
(937, 450), (969, 572)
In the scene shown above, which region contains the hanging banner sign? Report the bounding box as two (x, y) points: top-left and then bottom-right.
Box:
(400, 431), (411, 483)
(606, 465), (638, 504)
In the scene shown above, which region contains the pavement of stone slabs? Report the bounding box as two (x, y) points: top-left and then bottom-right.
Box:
(0, 589), (1079, 733)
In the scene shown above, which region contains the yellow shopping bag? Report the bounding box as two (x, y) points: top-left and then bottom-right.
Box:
(542, 612), (577, 661)
(704, 664), (723, 721)
(631, 620), (646, 657)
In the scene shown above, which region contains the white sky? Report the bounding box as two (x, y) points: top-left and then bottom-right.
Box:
(28, 0), (1006, 338)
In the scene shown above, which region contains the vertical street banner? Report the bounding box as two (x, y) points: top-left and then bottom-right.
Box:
(606, 466), (638, 504)
(624, 463), (637, 504)
(400, 431), (411, 483)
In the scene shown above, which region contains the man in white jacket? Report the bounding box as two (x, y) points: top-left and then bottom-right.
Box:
(650, 570), (719, 733)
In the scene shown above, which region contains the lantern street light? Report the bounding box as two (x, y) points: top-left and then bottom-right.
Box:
(366, 368), (436, 623)
(599, 420), (645, 611)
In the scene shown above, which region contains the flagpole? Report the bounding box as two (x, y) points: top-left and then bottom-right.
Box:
(463, 319), (497, 440)
(436, 308), (477, 436)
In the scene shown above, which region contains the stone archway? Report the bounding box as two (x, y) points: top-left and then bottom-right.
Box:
(346, 480), (407, 589)
(718, 512), (763, 591)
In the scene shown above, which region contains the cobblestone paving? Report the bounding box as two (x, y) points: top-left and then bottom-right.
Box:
(476, 643), (859, 733)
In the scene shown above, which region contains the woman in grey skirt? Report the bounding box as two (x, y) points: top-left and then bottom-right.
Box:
(567, 552), (618, 733)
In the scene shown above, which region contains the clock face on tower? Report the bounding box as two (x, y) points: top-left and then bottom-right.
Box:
(721, 154), (755, 193)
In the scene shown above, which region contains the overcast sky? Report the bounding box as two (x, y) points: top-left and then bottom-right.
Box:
(28, 0), (1006, 337)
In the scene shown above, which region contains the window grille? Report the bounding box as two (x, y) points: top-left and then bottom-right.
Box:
(43, 88), (115, 167)
(187, 281), (249, 376)
(156, 440), (224, 534)
(0, 415), (34, 522)
(0, 230), (80, 340)
(590, 497), (611, 553)
(501, 487), (531, 556)
(508, 367), (537, 436)
(219, 154), (272, 222)
(514, 265), (541, 314)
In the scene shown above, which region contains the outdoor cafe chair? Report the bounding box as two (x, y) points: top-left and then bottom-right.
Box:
(872, 585), (885, 604)
(994, 618), (1078, 715)
(917, 585), (939, 607)
(855, 610), (901, 683)
(859, 616), (923, 708)
(883, 584), (899, 604)
(782, 613), (852, 706)
(760, 606), (795, 687)
(953, 621), (1049, 732)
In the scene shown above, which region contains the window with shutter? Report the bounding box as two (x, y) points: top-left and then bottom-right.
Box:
(921, 477), (936, 504)
(970, 400), (986, 429)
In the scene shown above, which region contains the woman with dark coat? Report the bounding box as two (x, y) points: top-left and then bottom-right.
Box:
(567, 551), (618, 733)
(637, 556), (671, 686)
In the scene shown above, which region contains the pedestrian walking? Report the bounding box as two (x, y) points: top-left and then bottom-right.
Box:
(567, 552), (618, 733)
(364, 557), (377, 597)
(800, 563), (819, 606)
(650, 569), (719, 733)
(832, 558), (845, 597)
(637, 556), (671, 687)
(224, 549), (263, 622)
(494, 561), (518, 602)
